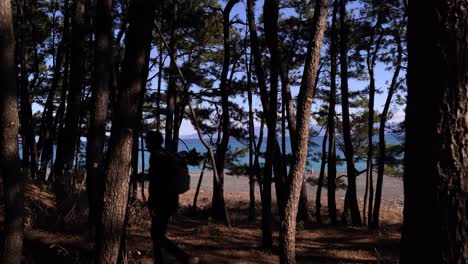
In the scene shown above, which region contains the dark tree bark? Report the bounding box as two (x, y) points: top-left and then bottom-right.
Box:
(95, 0), (156, 262)
(246, 0), (272, 248)
(165, 1), (178, 152)
(315, 129), (328, 224)
(16, 0), (38, 179)
(37, 0), (71, 181)
(212, 0), (239, 223)
(327, 0), (339, 225)
(339, 0), (361, 226)
(279, 0), (328, 262)
(363, 17), (384, 226)
(53, 0), (87, 204)
(86, 0), (113, 232)
(400, 1), (468, 263)
(371, 35), (402, 229)
(0, 0), (24, 262)
(246, 52), (256, 222)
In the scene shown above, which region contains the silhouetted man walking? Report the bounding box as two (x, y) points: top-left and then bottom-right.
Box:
(146, 131), (198, 264)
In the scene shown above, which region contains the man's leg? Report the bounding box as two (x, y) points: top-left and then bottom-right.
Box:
(151, 214), (168, 264)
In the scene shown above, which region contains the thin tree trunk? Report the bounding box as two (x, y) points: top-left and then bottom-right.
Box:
(53, 0), (87, 204)
(315, 129), (328, 224)
(86, 0), (112, 232)
(0, 0), (24, 262)
(95, 0), (156, 262)
(38, 0), (70, 181)
(279, 0), (328, 262)
(371, 35), (402, 229)
(246, 51), (256, 222)
(212, 0), (239, 223)
(363, 17), (384, 226)
(246, 0), (273, 247)
(193, 158), (207, 211)
(401, 1), (468, 262)
(339, 0), (361, 226)
(327, 0), (339, 225)
(165, 1), (177, 152)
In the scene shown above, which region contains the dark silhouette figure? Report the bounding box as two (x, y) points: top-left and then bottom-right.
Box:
(146, 131), (197, 264)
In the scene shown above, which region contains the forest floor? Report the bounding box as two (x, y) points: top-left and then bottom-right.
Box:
(0, 173), (403, 263)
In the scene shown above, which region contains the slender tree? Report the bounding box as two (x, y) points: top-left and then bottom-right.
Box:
(212, 0), (239, 223)
(339, 0), (361, 226)
(279, 0), (329, 262)
(400, 1), (468, 263)
(327, 0), (339, 225)
(0, 0), (24, 262)
(372, 34), (403, 229)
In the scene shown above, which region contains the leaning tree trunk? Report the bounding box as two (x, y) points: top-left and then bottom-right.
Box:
(95, 0), (156, 262)
(279, 0), (328, 263)
(339, 0), (361, 226)
(86, 0), (113, 233)
(0, 0), (24, 262)
(400, 1), (468, 263)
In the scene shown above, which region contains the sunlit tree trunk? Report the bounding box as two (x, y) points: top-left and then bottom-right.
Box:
(279, 0), (328, 262)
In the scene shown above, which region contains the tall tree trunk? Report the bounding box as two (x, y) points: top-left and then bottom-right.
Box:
(86, 0), (113, 233)
(212, 0), (239, 223)
(339, 0), (361, 226)
(363, 17), (384, 226)
(1, 1), (24, 263)
(372, 36), (402, 229)
(264, 0), (284, 222)
(279, 0), (328, 262)
(327, 0), (339, 225)
(247, 52), (256, 222)
(246, 0), (273, 248)
(315, 129), (328, 224)
(401, 1), (468, 263)
(53, 0), (87, 204)
(95, 0), (156, 262)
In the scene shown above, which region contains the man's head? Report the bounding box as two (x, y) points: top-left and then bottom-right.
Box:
(146, 131), (164, 150)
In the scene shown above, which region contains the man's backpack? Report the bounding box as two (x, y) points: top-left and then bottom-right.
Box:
(159, 149), (190, 194)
